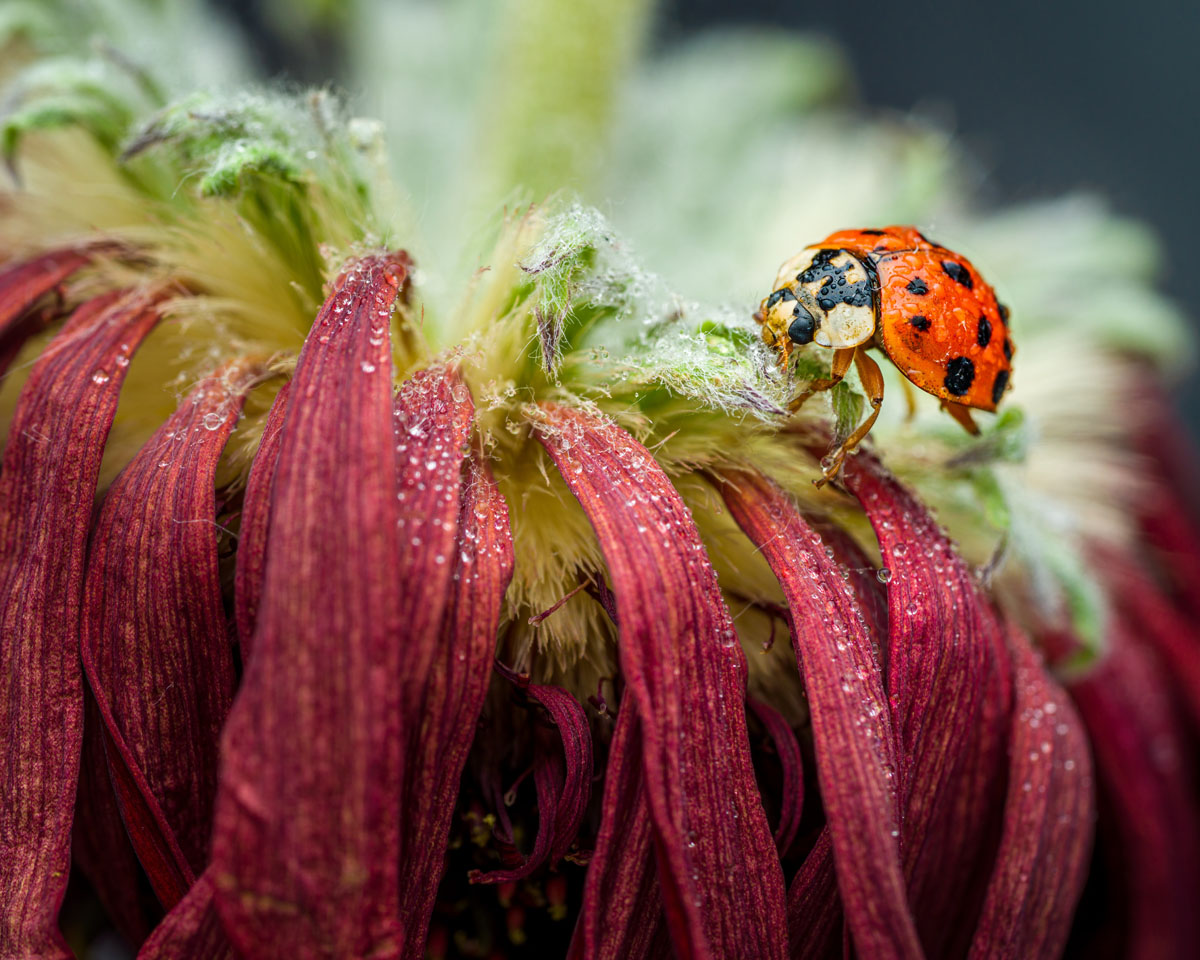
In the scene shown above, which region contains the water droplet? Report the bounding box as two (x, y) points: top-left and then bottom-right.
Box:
(876, 567), (893, 584)
(360, 361), (376, 374)
(91, 370), (110, 385)
(202, 412), (224, 431)
(892, 542), (908, 557)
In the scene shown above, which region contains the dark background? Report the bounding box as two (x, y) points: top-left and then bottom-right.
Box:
(218, 0), (1200, 443)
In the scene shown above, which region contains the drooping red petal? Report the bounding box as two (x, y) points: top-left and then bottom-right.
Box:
(534, 403), (787, 960)
(840, 452), (1007, 952)
(1094, 543), (1200, 736)
(567, 703), (668, 960)
(233, 380), (290, 662)
(786, 832), (841, 960)
(747, 697), (804, 854)
(1067, 621), (1200, 958)
(0, 249), (91, 376)
(0, 288), (163, 958)
(72, 690), (155, 948)
(211, 253), (415, 959)
(968, 623), (1094, 960)
(398, 450), (514, 952)
(138, 871), (231, 960)
(717, 468), (918, 958)
(472, 663), (592, 884)
(81, 359), (258, 882)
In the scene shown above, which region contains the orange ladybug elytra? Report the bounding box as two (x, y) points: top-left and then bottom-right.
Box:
(756, 225), (1014, 484)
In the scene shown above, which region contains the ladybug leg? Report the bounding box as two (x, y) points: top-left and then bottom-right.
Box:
(815, 347), (884, 488)
(898, 375), (918, 422)
(788, 347), (854, 413)
(942, 400), (980, 436)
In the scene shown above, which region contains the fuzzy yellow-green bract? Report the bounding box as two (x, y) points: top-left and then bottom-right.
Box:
(0, 0), (1191, 703)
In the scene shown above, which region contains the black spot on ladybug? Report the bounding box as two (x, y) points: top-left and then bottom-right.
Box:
(859, 229), (884, 236)
(788, 304), (817, 345)
(906, 277), (928, 296)
(1003, 338), (1013, 361)
(976, 316), (992, 348)
(942, 260), (974, 289)
(766, 288), (796, 310)
(944, 357), (975, 396)
(998, 303), (1011, 324)
(909, 315), (931, 331)
(991, 369), (1010, 405)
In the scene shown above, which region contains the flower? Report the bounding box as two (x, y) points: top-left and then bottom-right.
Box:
(1, 3), (1198, 959)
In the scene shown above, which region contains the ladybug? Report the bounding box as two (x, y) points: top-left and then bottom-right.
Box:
(756, 225), (1014, 484)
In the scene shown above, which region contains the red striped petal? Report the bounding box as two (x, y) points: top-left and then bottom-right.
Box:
(534, 404), (787, 960)
(840, 453), (1008, 949)
(0, 249), (90, 376)
(717, 469), (918, 958)
(1067, 621), (1200, 957)
(968, 623), (1093, 959)
(72, 691), (154, 948)
(568, 704), (667, 960)
(138, 871), (231, 960)
(786, 832), (840, 960)
(211, 253), (415, 958)
(233, 380), (290, 662)
(81, 359), (258, 882)
(399, 451), (513, 950)
(472, 663), (592, 884)
(747, 697), (804, 854)
(0, 288), (163, 958)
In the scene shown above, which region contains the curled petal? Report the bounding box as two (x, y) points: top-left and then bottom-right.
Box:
(535, 404), (787, 960)
(969, 624), (1094, 960)
(1068, 622), (1200, 957)
(472, 663), (593, 884)
(212, 253), (415, 959)
(718, 469), (918, 959)
(568, 704), (667, 960)
(138, 871), (232, 960)
(787, 832), (841, 960)
(0, 249), (90, 375)
(400, 452), (514, 952)
(0, 289), (162, 958)
(82, 360), (259, 880)
(747, 697), (804, 855)
(841, 453), (1006, 947)
(234, 380), (290, 662)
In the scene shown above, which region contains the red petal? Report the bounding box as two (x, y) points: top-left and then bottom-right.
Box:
(72, 690), (154, 948)
(0, 289), (163, 958)
(138, 871), (232, 960)
(1095, 544), (1200, 736)
(233, 380), (290, 663)
(399, 451), (514, 947)
(472, 663), (592, 884)
(1067, 621), (1200, 957)
(717, 469), (918, 958)
(0, 249), (90, 376)
(568, 704), (667, 960)
(968, 624), (1094, 959)
(211, 253), (417, 959)
(534, 404), (787, 960)
(840, 453), (1008, 948)
(786, 832), (840, 960)
(747, 697), (804, 855)
(81, 359), (258, 882)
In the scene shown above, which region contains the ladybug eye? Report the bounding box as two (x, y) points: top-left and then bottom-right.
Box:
(787, 304), (817, 345)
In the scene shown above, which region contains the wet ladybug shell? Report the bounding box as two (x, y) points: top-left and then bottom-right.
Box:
(818, 226), (1014, 411)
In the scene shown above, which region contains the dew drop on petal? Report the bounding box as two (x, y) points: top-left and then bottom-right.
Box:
(876, 567), (893, 584)
(91, 370), (110, 385)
